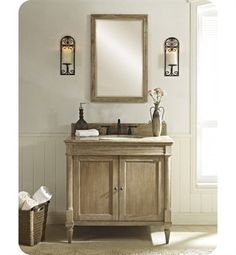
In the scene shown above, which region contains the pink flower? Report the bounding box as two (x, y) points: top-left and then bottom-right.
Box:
(148, 87), (165, 104)
(154, 88), (164, 96)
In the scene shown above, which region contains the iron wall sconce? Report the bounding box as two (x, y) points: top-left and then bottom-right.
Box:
(60, 36), (75, 75)
(164, 37), (179, 76)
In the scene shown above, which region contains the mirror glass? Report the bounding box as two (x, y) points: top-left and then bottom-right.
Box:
(91, 15), (148, 103)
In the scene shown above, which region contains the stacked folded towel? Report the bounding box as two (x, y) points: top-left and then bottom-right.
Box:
(19, 186), (52, 211)
(75, 129), (99, 137)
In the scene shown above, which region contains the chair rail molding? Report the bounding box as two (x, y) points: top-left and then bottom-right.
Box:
(186, 0), (211, 4)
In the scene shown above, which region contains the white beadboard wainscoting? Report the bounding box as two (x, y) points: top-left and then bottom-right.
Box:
(19, 133), (217, 225)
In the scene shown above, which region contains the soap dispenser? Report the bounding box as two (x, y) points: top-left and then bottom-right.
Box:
(75, 103), (88, 130)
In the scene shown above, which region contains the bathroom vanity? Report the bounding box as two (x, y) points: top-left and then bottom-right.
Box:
(64, 135), (173, 243)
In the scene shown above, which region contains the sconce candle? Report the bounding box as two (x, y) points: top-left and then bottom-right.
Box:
(164, 37), (179, 76)
(62, 46), (73, 64)
(166, 50), (177, 66)
(60, 36), (75, 75)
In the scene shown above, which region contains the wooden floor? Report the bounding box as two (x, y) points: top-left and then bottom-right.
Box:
(21, 224), (217, 254)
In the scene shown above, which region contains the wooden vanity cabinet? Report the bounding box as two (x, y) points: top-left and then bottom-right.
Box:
(65, 136), (173, 244)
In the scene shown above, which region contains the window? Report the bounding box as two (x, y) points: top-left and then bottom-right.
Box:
(196, 4), (217, 184)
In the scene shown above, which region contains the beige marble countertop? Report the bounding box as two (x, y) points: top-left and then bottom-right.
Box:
(65, 135), (174, 145)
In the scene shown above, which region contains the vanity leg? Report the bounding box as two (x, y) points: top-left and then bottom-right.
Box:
(164, 154), (171, 245)
(66, 155), (74, 244)
(164, 228), (170, 244)
(67, 226), (74, 243)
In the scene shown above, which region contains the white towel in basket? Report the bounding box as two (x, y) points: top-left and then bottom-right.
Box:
(33, 186), (52, 204)
(21, 197), (39, 211)
(19, 191), (30, 209)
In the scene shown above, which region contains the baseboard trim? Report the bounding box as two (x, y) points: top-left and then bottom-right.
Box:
(47, 212), (217, 225)
(48, 212), (65, 224)
(172, 212), (217, 225)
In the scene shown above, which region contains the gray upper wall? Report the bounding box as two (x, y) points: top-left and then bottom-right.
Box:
(19, 0), (190, 134)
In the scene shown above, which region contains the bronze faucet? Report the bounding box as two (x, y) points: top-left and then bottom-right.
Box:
(117, 119), (121, 135)
(101, 120), (137, 135)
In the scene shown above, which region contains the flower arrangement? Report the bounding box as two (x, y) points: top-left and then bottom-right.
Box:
(148, 88), (165, 106)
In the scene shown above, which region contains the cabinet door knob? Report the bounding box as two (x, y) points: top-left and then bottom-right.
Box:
(120, 187), (124, 191)
(114, 186), (118, 191)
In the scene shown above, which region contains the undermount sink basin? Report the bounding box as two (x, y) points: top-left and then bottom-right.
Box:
(99, 135), (143, 140)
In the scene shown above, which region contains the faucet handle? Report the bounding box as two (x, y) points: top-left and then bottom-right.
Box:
(117, 119), (122, 135)
(101, 125), (111, 135)
(128, 125), (137, 135)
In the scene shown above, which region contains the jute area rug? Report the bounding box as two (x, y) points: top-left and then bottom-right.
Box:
(21, 242), (214, 255)
(20, 225), (216, 255)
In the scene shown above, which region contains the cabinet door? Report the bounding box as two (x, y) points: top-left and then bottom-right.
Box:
(73, 156), (119, 221)
(119, 156), (164, 221)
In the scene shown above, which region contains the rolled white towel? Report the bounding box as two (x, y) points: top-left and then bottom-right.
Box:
(19, 191), (30, 209)
(21, 197), (39, 211)
(33, 186), (52, 204)
(75, 129), (99, 137)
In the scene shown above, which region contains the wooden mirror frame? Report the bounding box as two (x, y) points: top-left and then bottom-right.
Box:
(91, 14), (148, 103)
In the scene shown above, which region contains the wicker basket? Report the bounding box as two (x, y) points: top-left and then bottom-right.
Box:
(41, 201), (49, 241)
(19, 201), (50, 246)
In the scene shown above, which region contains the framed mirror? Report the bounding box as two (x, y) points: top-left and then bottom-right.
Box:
(91, 14), (148, 103)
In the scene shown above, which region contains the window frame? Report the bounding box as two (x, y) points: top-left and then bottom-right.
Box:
(190, 0), (217, 192)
